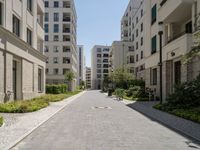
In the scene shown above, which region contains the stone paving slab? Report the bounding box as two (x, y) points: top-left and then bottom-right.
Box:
(0, 91), (85, 150)
(127, 101), (200, 142)
(11, 91), (200, 150)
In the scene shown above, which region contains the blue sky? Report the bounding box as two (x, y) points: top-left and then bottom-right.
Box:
(75, 0), (129, 67)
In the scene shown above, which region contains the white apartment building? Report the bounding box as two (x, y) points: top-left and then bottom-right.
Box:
(91, 45), (111, 90)
(0, 0), (46, 103)
(86, 67), (91, 89)
(117, 0), (200, 101)
(44, 0), (77, 90)
(77, 45), (86, 85)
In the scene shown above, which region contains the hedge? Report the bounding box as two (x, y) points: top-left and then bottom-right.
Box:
(46, 84), (68, 94)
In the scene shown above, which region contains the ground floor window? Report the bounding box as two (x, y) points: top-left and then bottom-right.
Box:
(38, 68), (42, 92)
(151, 68), (157, 85)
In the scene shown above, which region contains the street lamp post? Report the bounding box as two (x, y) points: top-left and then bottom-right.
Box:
(158, 21), (164, 104)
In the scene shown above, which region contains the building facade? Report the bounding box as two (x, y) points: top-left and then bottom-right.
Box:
(111, 0), (200, 101)
(86, 67), (91, 89)
(91, 45), (111, 89)
(44, 0), (77, 90)
(77, 45), (86, 85)
(0, 0), (46, 103)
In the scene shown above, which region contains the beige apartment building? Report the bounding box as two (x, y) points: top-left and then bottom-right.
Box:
(111, 0), (200, 101)
(86, 67), (91, 89)
(91, 45), (111, 89)
(44, 0), (77, 90)
(0, 0), (46, 103)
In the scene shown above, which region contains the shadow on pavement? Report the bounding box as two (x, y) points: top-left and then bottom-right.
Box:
(127, 101), (200, 148)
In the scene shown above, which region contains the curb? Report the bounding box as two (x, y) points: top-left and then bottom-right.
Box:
(5, 91), (86, 150)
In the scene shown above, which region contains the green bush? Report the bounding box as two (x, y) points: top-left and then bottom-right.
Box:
(125, 86), (148, 99)
(46, 84), (68, 94)
(0, 116), (3, 127)
(115, 88), (125, 99)
(167, 74), (200, 108)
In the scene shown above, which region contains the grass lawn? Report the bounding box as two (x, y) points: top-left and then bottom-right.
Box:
(0, 91), (82, 113)
(154, 104), (200, 124)
(0, 116), (3, 127)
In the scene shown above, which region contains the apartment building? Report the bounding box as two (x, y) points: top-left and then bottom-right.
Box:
(44, 0), (77, 90)
(0, 0), (46, 103)
(86, 67), (91, 89)
(91, 45), (111, 89)
(77, 45), (86, 85)
(111, 0), (200, 101)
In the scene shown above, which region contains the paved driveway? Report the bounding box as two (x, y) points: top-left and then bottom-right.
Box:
(12, 91), (200, 150)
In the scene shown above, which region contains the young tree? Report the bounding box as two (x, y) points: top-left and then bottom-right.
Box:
(80, 80), (85, 90)
(65, 71), (75, 91)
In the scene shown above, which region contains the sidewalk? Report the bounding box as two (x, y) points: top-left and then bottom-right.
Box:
(127, 101), (200, 142)
(0, 91), (85, 150)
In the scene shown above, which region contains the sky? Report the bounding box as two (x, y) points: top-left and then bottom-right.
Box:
(75, 0), (129, 67)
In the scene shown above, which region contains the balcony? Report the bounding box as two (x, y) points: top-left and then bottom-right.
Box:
(159, 0), (194, 23)
(37, 22), (44, 40)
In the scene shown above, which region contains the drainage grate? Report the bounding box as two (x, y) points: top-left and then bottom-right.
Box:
(92, 106), (112, 110)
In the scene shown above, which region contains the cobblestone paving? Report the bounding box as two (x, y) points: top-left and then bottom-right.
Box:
(0, 92), (85, 150)
(12, 91), (200, 150)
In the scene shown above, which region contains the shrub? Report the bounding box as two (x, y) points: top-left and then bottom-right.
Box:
(167, 74), (200, 108)
(46, 84), (68, 94)
(0, 116), (3, 127)
(115, 88), (125, 100)
(125, 86), (148, 98)
(128, 79), (145, 88)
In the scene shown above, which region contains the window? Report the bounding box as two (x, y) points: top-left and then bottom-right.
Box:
(45, 1), (49, 8)
(141, 37), (143, 46)
(63, 13), (70, 22)
(27, 28), (32, 46)
(63, 35), (70, 41)
(136, 17), (138, 24)
(128, 46), (134, 51)
(141, 9), (143, 17)
(136, 42), (138, 50)
(151, 4), (157, 25)
(63, 24), (70, 33)
(46, 58), (49, 64)
(174, 61), (181, 84)
(63, 69), (70, 75)
(132, 23), (134, 29)
(54, 1), (59, 8)
(103, 59), (108, 63)
(97, 48), (102, 52)
(45, 13), (49, 22)
(97, 74), (101, 78)
(141, 51), (143, 59)
(38, 68), (42, 92)
(63, 57), (70, 64)
(54, 24), (59, 33)
(132, 34), (134, 41)
(53, 68), (59, 75)
(97, 54), (101, 58)
(103, 69), (109, 73)
(44, 24), (48, 33)
(151, 35), (157, 54)
(103, 48), (109, 52)
(136, 54), (139, 62)
(27, 0), (32, 12)
(54, 13), (59, 22)
(141, 23), (143, 32)
(53, 46), (59, 52)
(63, 46), (70, 52)
(151, 68), (157, 85)
(53, 57), (58, 64)
(103, 54), (109, 57)
(53, 35), (59, 41)
(97, 64), (101, 68)
(103, 64), (109, 68)
(44, 46), (49, 52)
(46, 68), (49, 74)
(130, 56), (134, 63)
(13, 15), (20, 37)
(45, 35), (49, 41)
(97, 69), (101, 73)
(0, 2), (3, 25)
(136, 29), (138, 37)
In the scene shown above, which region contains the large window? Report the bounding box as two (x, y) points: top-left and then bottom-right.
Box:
(45, 35), (49, 41)
(45, 1), (49, 8)
(151, 68), (157, 85)
(53, 57), (58, 64)
(27, 0), (32, 13)
(38, 68), (42, 92)
(54, 24), (59, 33)
(53, 35), (59, 41)
(13, 15), (20, 37)
(27, 28), (32, 46)
(63, 46), (70, 52)
(0, 2), (3, 25)
(151, 35), (157, 54)
(54, 13), (59, 22)
(53, 46), (59, 52)
(44, 24), (49, 33)
(45, 13), (49, 22)
(151, 4), (157, 25)
(63, 57), (70, 64)
(54, 1), (59, 8)
(53, 68), (59, 75)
